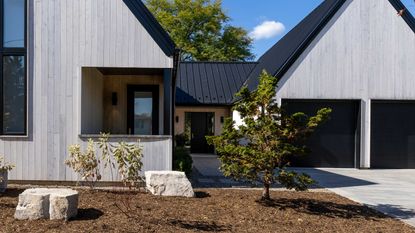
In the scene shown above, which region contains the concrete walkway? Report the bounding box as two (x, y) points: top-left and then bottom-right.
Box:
(191, 154), (415, 226)
(295, 168), (415, 227)
(190, 154), (253, 188)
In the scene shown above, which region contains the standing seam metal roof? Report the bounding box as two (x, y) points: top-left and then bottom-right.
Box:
(176, 62), (257, 105)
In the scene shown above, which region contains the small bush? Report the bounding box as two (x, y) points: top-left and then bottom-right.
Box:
(173, 147), (193, 175)
(0, 156), (14, 172)
(66, 133), (144, 189)
(65, 139), (101, 188)
(175, 134), (187, 147)
(0, 156), (14, 183)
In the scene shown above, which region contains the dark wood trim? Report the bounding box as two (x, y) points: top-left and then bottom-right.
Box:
(163, 69), (172, 135)
(127, 85), (159, 135)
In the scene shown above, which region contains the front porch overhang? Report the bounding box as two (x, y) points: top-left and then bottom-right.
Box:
(80, 67), (173, 136)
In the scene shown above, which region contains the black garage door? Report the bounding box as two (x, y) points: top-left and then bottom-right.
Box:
(283, 100), (360, 168)
(371, 101), (415, 168)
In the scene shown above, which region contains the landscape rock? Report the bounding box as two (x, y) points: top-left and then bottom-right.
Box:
(15, 188), (78, 221)
(145, 171), (194, 197)
(49, 189), (79, 220)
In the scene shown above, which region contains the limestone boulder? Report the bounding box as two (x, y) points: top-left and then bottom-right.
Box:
(15, 188), (78, 221)
(145, 171), (194, 197)
(49, 189), (79, 220)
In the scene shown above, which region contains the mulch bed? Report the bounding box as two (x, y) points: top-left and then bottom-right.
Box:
(0, 188), (413, 233)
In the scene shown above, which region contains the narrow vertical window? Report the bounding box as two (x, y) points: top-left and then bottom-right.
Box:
(1, 0), (26, 135)
(3, 56), (25, 134)
(3, 0), (25, 48)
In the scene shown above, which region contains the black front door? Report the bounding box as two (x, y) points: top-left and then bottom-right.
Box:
(190, 112), (214, 153)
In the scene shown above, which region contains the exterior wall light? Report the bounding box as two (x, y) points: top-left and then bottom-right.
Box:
(112, 92), (118, 106)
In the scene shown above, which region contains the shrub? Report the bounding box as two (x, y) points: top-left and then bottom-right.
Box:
(207, 71), (331, 200)
(66, 133), (144, 189)
(0, 156), (14, 183)
(0, 156), (14, 172)
(112, 142), (144, 188)
(65, 139), (101, 188)
(173, 147), (193, 175)
(175, 134), (187, 147)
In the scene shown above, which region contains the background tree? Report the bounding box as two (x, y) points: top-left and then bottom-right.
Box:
(146, 0), (254, 61)
(207, 71), (331, 200)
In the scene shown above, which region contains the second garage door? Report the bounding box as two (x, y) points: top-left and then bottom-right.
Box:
(283, 100), (360, 168)
(371, 101), (415, 168)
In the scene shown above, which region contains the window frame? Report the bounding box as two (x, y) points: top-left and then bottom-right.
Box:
(0, 0), (27, 136)
(127, 85), (160, 135)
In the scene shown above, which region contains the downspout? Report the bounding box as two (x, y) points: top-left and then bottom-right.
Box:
(171, 48), (181, 168)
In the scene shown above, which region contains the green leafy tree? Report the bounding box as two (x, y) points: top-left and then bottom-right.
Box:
(146, 0), (254, 61)
(207, 71), (331, 200)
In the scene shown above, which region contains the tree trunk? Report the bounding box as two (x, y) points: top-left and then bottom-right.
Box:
(262, 183), (270, 200)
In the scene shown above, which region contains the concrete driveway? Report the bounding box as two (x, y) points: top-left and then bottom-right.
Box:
(296, 168), (415, 227)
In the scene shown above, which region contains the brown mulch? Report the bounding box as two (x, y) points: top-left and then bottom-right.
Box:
(0, 188), (413, 233)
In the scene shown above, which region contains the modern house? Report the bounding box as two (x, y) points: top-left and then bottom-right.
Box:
(3, 0), (415, 183)
(237, 0), (415, 169)
(175, 62), (256, 153)
(2, 0), (178, 182)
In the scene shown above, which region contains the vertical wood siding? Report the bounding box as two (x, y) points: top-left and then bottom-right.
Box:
(2, 0), (173, 181)
(273, 0), (415, 168)
(79, 136), (173, 182)
(276, 0), (415, 100)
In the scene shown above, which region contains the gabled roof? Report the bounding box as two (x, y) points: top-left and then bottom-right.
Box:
(243, 0), (415, 92)
(123, 0), (176, 57)
(176, 62), (257, 106)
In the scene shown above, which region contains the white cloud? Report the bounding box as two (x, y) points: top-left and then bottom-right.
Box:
(249, 21), (285, 40)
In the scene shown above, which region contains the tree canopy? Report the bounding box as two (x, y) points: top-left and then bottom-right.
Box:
(146, 0), (254, 61)
(207, 71), (331, 200)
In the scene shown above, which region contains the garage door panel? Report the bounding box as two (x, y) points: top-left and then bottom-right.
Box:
(371, 101), (415, 169)
(283, 100), (359, 168)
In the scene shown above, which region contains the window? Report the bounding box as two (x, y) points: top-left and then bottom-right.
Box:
(0, 0), (26, 135)
(127, 85), (159, 135)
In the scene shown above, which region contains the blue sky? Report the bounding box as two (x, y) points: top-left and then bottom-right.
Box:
(222, 0), (415, 59)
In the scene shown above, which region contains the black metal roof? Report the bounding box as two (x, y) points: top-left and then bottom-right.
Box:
(123, 0), (176, 57)
(243, 0), (415, 92)
(176, 62), (257, 106)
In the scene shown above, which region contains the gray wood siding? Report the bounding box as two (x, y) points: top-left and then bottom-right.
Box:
(2, 0), (173, 181)
(79, 135), (173, 182)
(273, 0), (415, 168)
(276, 0), (415, 100)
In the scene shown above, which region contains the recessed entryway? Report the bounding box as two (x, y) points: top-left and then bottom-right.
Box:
(189, 112), (215, 154)
(283, 100), (360, 168)
(371, 101), (415, 168)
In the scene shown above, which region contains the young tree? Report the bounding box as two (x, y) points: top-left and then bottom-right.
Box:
(146, 0), (254, 61)
(207, 71), (331, 200)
